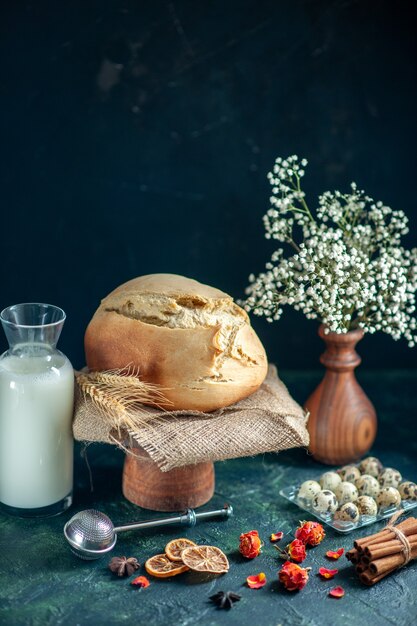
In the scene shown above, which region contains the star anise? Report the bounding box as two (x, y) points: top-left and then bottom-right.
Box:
(209, 591), (241, 610)
(108, 556), (140, 577)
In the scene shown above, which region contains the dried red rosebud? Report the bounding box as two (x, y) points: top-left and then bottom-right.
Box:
(270, 532), (284, 542)
(329, 586), (345, 598)
(286, 539), (307, 564)
(239, 530), (263, 559)
(131, 576), (150, 588)
(246, 572), (267, 589)
(278, 561), (310, 591)
(326, 548), (344, 560)
(318, 567), (338, 579)
(295, 521), (325, 547)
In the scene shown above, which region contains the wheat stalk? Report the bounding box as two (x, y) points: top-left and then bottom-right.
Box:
(84, 365), (169, 406)
(75, 367), (171, 435)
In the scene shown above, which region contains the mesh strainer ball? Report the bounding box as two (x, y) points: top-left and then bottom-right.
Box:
(64, 509), (117, 559)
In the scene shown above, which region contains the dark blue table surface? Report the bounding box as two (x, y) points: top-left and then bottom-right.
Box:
(1, 370), (416, 626)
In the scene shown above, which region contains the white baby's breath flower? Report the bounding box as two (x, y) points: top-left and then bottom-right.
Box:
(243, 155), (417, 346)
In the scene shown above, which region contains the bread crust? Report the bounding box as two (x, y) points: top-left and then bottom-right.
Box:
(85, 274), (268, 411)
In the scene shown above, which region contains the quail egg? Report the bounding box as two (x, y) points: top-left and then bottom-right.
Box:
(335, 481), (359, 505)
(338, 464), (361, 484)
(377, 487), (402, 510)
(378, 468), (402, 489)
(297, 480), (322, 502)
(358, 456), (383, 478)
(312, 489), (338, 514)
(319, 471), (342, 491)
(398, 481), (417, 501)
(356, 495), (378, 516)
(355, 474), (380, 498)
(333, 502), (360, 523)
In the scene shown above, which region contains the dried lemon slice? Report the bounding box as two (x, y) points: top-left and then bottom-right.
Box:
(180, 545), (229, 574)
(165, 538), (197, 562)
(145, 554), (189, 578)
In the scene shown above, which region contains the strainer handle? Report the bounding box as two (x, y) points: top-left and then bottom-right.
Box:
(112, 504), (232, 533)
(194, 503), (233, 521)
(113, 509), (194, 533)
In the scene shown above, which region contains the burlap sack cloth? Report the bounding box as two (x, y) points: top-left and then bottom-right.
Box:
(73, 364), (309, 472)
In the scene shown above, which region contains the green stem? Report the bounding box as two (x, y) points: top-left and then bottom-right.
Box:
(286, 236), (301, 253)
(294, 174), (315, 221)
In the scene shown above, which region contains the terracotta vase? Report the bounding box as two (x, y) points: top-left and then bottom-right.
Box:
(305, 324), (377, 465)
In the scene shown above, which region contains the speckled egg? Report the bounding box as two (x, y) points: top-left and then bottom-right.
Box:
(335, 481), (359, 505)
(297, 480), (322, 502)
(356, 495), (378, 516)
(358, 456), (383, 478)
(319, 471), (342, 491)
(398, 481), (417, 501)
(312, 489), (338, 514)
(377, 487), (402, 510)
(378, 468), (402, 489)
(333, 502), (360, 523)
(355, 474), (380, 498)
(338, 465), (361, 484)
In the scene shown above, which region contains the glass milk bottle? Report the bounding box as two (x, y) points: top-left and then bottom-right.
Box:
(0, 303), (74, 517)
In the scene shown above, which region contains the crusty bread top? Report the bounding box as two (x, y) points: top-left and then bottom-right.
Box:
(109, 274), (230, 299)
(100, 273), (249, 333)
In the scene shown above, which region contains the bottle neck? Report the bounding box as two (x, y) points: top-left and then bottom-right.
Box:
(8, 341), (56, 358)
(1, 303), (65, 354)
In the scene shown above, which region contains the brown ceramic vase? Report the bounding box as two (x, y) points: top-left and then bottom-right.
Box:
(305, 324), (377, 465)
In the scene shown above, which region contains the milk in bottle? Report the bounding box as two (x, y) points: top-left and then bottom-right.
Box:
(0, 303), (74, 516)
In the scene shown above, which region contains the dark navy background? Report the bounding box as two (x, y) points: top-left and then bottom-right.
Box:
(1, 0), (416, 370)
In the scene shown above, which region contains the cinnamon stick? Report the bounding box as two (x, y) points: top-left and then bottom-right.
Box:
(364, 533), (417, 555)
(369, 544), (417, 576)
(350, 515), (417, 586)
(359, 570), (390, 586)
(354, 529), (390, 550)
(364, 536), (417, 560)
(354, 517), (417, 551)
(345, 548), (359, 564)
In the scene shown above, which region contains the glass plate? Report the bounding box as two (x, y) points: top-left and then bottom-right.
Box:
(279, 483), (417, 534)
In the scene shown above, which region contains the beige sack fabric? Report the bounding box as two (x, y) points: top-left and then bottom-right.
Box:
(73, 364), (309, 472)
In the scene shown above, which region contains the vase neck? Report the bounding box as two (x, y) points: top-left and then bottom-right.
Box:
(319, 325), (363, 372)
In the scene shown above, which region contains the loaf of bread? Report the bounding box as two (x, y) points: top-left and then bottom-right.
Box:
(84, 274), (268, 411)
